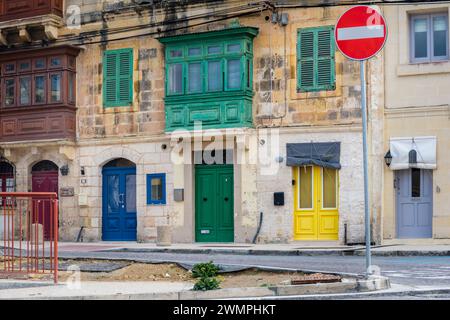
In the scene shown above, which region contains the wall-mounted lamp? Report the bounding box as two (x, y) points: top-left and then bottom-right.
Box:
(161, 144), (167, 150)
(384, 150), (392, 167)
(260, 139), (266, 146)
(275, 156), (284, 163)
(60, 165), (69, 176)
(80, 166), (86, 176)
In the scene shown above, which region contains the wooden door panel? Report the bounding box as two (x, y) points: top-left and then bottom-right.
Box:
(293, 166), (338, 240)
(195, 165), (234, 242)
(102, 168), (136, 241)
(294, 213), (317, 240)
(31, 171), (58, 241)
(217, 169), (234, 242)
(396, 169), (432, 238)
(195, 171), (216, 242)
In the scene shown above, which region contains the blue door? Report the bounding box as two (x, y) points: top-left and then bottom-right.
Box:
(102, 167), (137, 241)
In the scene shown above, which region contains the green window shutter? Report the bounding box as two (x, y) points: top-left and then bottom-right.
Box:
(297, 26), (335, 92)
(103, 48), (133, 107)
(104, 51), (118, 106)
(298, 30), (315, 91)
(118, 49), (133, 104)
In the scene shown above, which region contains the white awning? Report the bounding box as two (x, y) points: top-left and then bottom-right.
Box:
(389, 136), (437, 170)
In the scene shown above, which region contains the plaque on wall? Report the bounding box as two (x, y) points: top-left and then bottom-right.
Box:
(60, 187), (75, 197)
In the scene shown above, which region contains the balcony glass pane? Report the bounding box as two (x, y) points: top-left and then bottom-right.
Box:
(169, 63), (183, 94)
(50, 57), (62, 67)
(50, 74), (61, 102)
(68, 72), (75, 102)
(208, 46), (222, 54)
(5, 64), (15, 73)
(188, 63), (202, 93)
(5, 79), (15, 106)
(170, 50), (182, 58)
(208, 61), (222, 91)
(227, 43), (241, 53)
(19, 77), (31, 105)
(227, 59), (241, 89)
(34, 59), (45, 69)
(188, 47), (201, 56)
(19, 61), (30, 71)
(34, 75), (45, 103)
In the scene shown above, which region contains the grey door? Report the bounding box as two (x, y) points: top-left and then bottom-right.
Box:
(396, 169), (433, 238)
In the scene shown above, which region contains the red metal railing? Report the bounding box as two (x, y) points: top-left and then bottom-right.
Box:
(0, 192), (58, 284)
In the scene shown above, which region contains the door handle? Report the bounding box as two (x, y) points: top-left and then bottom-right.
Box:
(224, 197), (229, 202)
(203, 197), (208, 202)
(119, 194), (125, 208)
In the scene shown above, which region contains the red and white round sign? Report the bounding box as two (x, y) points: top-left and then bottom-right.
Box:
(335, 5), (387, 60)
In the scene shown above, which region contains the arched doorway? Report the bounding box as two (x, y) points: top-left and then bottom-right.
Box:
(31, 160), (59, 194)
(102, 158), (137, 241)
(31, 160), (59, 240)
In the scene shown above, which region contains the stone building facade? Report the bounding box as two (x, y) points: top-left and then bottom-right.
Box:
(0, 0), (387, 244)
(382, 2), (450, 243)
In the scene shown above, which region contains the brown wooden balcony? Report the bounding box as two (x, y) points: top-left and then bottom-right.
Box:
(0, 45), (79, 143)
(0, 0), (63, 22)
(0, 0), (64, 46)
(0, 105), (76, 143)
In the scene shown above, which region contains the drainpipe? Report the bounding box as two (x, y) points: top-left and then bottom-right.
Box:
(76, 226), (85, 242)
(252, 212), (264, 244)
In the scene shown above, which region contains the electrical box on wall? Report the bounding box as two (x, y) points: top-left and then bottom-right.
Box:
(274, 192), (284, 206)
(174, 189), (184, 202)
(78, 194), (88, 207)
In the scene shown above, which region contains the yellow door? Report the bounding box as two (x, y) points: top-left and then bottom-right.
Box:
(293, 166), (339, 240)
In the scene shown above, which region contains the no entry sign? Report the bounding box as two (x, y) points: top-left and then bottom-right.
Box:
(334, 6), (388, 275)
(335, 5), (387, 60)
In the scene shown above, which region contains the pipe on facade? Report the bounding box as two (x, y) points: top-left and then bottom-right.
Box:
(76, 226), (85, 242)
(252, 212), (264, 244)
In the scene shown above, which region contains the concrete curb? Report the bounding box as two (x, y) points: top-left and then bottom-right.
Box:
(263, 287), (450, 300)
(353, 250), (450, 257)
(99, 247), (450, 257)
(14, 276), (390, 300)
(100, 247), (356, 256)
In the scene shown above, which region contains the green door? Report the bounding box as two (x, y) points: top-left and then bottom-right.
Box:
(195, 165), (234, 242)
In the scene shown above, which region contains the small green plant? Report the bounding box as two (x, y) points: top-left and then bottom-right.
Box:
(192, 261), (220, 278)
(193, 276), (221, 291)
(192, 261), (221, 291)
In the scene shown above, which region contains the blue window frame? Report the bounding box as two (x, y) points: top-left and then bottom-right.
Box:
(147, 173), (166, 205)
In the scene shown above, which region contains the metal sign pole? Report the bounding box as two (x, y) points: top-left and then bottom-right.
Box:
(360, 59), (372, 276)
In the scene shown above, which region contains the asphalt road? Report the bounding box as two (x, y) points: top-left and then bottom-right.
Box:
(59, 250), (450, 288)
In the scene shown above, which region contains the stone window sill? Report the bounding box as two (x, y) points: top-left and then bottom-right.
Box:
(397, 61), (450, 77)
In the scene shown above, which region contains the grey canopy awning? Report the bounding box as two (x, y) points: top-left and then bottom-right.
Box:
(286, 142), (341, 169)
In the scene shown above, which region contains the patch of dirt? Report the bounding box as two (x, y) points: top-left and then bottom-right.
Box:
(58, 262), (312, 288)
(2, 259), (341, 289)
(58, 263), (194, 283)
(219, 269), (305, 288)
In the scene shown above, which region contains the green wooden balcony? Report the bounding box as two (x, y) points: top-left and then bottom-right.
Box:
(159, 27), (258, 132)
